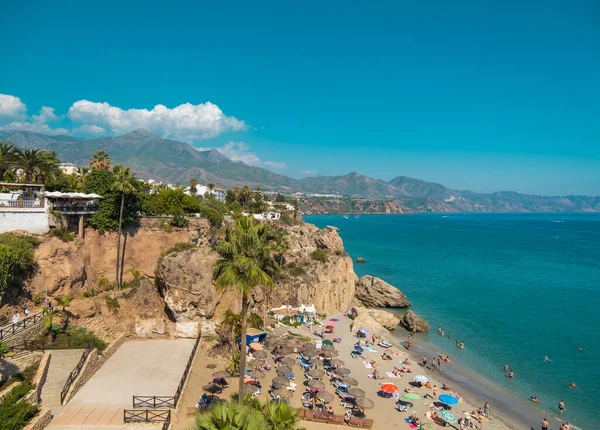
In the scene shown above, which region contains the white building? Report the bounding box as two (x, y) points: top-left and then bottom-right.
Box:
(253, 212), (281, 221)
(185, 184), (226, 202)
(58, 163), (77, 175)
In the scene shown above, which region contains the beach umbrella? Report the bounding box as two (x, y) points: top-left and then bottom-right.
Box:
(342, 377), (358, 386)
(438, 394), (459, 405)
(278, 347), (293, 356)
(439, 410), (457, 423)
(248, 370), (265, 378)
(303, 350), (318, 358)
(212, 370), (230, 379)
(249, 343), (263, 351)
(247, 359), (264, 367)
(280, 357), (295, 366)
(354, 345), (364, 353)
(348, 388), (365, 398)
(276, 366), (293, 375)
(243, 385), (259, 395)
(356, 397), (374, 409)
(330, 358), (345, 367)
(272, 376), (290, 386)
(359, 327), (369, 334)
(202, 383), (223, 394)
(273, 388), (291, 397)
(322, 339), (334, 346)
(402, 393), (421, 400)
(414, 375), (429, 383)
(321, 350), (339, 358)
(302, 342), (316, 349)
(317, 391), (334, 403)
(308, 369), (325, 378)
(253, 350), (267, 359)
(335, 367), (351, 376)
(308, 379), (325, 390)
(380, 383), (398, 394)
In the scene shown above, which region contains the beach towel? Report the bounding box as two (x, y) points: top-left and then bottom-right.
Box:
(386, 372), (400, 378)
(362, 361), (373, 369)
(329, 318), (340, 322)
(366, 346), (377, 352)
(408, 425), (418, 429)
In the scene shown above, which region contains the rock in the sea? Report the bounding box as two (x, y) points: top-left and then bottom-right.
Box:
(350, 312), (389, 338)
(355, 275), (411, 308)
(155, 247), (222, 322)
(349, 306), (400, 330)
(399, 310), (429, 332)
(356, 257), (366, 263)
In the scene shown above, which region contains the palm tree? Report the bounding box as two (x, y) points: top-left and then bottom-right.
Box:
(213, 217), (279, 404)
(88, 150), (111, 171)
(194, 399), (266, 430)
(228, 352), (241, 376)
(76, 167), (89, 183)
(0, 141), (18, 180)
(222, 309), (242, 350)
(190, 178), (198, 195)
(207, 183), (215, 191)
(15, 148), (58, 183)
(111, 166), (137, 289)
(264, 401), (303, 430)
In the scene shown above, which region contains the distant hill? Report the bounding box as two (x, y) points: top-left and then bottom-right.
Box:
(1, 129), (598, 213)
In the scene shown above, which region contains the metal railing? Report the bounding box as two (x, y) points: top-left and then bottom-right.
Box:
(0, 199), (44, 209)
(173, 331), (202, 406)
(133, 396), (175, 409)
(162, 409), (172, 430)
(0, 312), (44, 342)
(8, 338), (93, 354)
(123, 409), (171, 423)
(60, 344), (93, 404)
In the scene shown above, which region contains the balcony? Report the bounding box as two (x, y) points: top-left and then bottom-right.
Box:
(0, 199), (45, 211)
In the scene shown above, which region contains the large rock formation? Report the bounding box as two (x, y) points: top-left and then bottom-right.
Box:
(399, 310), (429, 332)
(155, 247), (222, 322)
(349, 306), (400, 330)
(268, 223), (357, 315)
(355, 275), (411, 308)
(349, 312), (389, 338)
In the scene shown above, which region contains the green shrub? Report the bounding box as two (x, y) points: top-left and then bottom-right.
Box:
(206, 363), (217, 369)
(285, 262), (297, 269)
(163, 242), (195, 256)
(0, 380), (38, 430)
(310, 249), (328, 263)
(105, 297), (120, 312)
(170, 210), (189, 228)
(121, 269), (142, 290)
(335, 250), (346, 256)
(0, 233), (39, 300)
(58, 295), (72, 307)
(51, 228), (74, 242)
(33, 293), (43, 306)
(289, 266), (306, 277)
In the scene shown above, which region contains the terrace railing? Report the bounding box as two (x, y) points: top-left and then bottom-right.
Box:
(0, 312), (44, 342)
(0, 199), (44, 209)
(133, 396), (176, 409)
(123, 409), (171, 424)
(173, 329), (202, 406)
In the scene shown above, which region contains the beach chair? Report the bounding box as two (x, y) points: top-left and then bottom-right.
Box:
(286, 382), (297, 392)
(299, 360), (311, 371)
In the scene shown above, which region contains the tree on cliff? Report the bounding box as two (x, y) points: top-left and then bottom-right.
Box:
(0, 141), (18, 180)
(213, 218), (279, 404)
(14, 148), (59, 183)
(111, 166), (137, 289)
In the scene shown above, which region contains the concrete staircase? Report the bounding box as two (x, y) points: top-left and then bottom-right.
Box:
(41, 349), (85, 414)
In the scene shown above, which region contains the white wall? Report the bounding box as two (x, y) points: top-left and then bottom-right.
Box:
(0, 210), (49, 234)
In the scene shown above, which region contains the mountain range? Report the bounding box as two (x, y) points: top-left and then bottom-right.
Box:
(1, 129), (599, 213)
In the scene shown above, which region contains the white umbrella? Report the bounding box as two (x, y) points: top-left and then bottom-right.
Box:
(414, 375), (429, 383)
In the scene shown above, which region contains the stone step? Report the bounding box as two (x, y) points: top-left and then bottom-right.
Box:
(41, 349), (85, 413)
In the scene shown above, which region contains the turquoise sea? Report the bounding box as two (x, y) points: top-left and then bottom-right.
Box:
(305, 213), (600, 429)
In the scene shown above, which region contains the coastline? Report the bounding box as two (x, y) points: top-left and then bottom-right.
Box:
(389, 325), (567, 430)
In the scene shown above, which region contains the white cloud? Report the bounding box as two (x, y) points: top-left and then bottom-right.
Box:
(68, 100), (247, 141)
(0, 94), (27, 119)
(301, 170), (318, 175)
(199, 141), (286, 170)
(72, 124), (106, 135)
(0, 121), (69, 135)
(32, 106), (61, 124)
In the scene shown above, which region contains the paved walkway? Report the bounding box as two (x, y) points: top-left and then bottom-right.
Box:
(41, 349), (85, 414)
(68, 339), (195, 408)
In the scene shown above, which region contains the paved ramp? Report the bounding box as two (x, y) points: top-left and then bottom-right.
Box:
(41, 349), (85, 414)
(47, 406), (161, 430)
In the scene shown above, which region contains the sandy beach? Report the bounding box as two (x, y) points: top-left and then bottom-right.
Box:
(175, 312), (568, 430)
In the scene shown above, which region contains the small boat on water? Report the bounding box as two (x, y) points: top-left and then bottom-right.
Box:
(343, 215), (349, 219)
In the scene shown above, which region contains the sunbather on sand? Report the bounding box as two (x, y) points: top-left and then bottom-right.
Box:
(404, 388), (418, 394)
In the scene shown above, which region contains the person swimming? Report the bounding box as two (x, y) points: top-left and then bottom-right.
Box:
(530, 396), (541, 403)
(569, 382), (576, 389)
(544, 355), (549, 361)
(508, 370), (514, 378)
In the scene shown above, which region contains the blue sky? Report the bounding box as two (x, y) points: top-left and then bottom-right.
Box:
(1, 0), (599, 195)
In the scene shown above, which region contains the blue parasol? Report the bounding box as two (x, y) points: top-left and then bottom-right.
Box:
(438, 394), (459, 405)
(439, 410), (456, 423)
(354, 345), (364, 353)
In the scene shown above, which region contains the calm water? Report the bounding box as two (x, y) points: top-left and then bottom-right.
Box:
(305, 213), (600, 429)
